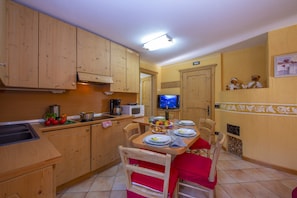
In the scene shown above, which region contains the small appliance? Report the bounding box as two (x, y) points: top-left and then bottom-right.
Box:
(49, 104), (60, 119)
(121, 105), (144, 117)
(109, 99), (121, 115)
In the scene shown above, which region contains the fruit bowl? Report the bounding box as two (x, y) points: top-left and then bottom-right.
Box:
(151, 120), (173, 134)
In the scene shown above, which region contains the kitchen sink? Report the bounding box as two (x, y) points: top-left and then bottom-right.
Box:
(80, 115), (115, 122)
(0, 123), (40, 146)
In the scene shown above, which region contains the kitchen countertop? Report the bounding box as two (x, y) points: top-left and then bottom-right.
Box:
(0, 114), (133, 182)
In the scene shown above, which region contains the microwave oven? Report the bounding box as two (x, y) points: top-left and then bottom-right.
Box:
(121, 105), (144, 117)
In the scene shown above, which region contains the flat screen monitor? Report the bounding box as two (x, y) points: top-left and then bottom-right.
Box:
(157, 94), (180, 109)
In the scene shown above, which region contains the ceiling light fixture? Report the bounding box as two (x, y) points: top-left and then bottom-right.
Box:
(143, 34), (174, 51)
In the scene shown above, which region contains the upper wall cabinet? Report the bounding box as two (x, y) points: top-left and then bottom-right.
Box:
(39, 13), (77, 89)
(110, 42), (139, 93)
(5, 1), (39, 87)
(77, 28), (111, 76)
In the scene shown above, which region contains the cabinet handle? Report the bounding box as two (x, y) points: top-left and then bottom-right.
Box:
(0, 63), (6, 67)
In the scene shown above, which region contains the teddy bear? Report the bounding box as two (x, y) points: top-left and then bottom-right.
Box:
(226, 77), (246, 90)
(247, 74), (263, 88)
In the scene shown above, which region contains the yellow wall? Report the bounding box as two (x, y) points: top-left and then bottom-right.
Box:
(222, 45), (268, 88)
(218, 24), (297, 172)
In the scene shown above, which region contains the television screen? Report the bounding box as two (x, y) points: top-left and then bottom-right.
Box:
(158, 95), (180, 109)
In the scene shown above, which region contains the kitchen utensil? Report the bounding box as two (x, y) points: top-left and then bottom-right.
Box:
(80, 112), (94, 121)
(49, 104), (60, 119)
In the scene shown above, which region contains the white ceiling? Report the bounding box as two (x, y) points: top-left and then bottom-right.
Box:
(14, 0), (297, 66)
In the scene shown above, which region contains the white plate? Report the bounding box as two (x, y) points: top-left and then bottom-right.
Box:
(143, 134), (171, 145)
(179, 120), (195, 126)
(174, 128), (197, 137)
(153, 116), (165, 120)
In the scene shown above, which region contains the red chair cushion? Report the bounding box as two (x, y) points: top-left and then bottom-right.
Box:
(190, 137), (211, 150)
(172, 153), (217, 189)
(127, 162), (179, 198)
(293, 187), (297, 198)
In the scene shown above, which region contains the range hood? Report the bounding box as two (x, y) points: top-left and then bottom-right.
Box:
(77, 72), (113, 84)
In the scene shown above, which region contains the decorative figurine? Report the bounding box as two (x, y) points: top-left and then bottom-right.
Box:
(247, 74), (263, 88)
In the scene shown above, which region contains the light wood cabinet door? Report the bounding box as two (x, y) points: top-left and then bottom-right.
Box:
(77, 28), (111, 76)
(91, 119), (132, 171)
(0, 166), (55, 198)
(126, 49), (140, 93)
(0, 0), (6, 70)
(5, 1), (38, 87)
(110, 42), (126, 92)
(44, 126), (91, 186)
(110, 42), (140, 93)
(39, 13), (76, 89)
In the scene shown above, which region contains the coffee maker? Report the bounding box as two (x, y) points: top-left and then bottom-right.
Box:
(109, 99), (121, 115)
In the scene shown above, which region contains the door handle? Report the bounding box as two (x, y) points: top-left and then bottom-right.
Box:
(207, 105), (210, 116)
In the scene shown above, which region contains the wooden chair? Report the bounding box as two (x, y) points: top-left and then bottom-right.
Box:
(123, 123), (142, 147)
(172, 133), (225, 198)
(190, 118), (216, 157)
(118, 145), (179, 198)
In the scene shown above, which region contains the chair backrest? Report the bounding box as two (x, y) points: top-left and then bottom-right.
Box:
(208, 133), (225, 182)
(118, 145), (172, 198)
(123, 123), (141, 147)
(198, 118), (216, 144)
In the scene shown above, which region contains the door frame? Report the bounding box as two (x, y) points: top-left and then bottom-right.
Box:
(140, 68), (158, 116)
(179, 64), (216, 120)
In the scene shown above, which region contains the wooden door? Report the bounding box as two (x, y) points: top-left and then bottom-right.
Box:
(77, 28), (111, 76)
(39, 13), (76, 89)
(6, 1), (38, 87)
(141, 76), (152, 116)
(180, 65), (215, 125)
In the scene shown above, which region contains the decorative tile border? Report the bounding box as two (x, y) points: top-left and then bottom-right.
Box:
(217, 102), (297, 116)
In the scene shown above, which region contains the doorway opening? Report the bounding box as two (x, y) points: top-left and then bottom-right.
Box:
(139, 69), (157, 117)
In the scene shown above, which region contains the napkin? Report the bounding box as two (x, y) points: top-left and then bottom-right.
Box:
(102, 120), (112, 128)
(170, 137), (186, 148)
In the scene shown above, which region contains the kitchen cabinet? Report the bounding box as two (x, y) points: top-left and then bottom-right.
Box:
(39, 13), (77, 89)
(0, 0), (7, 78)
(0, 166), (55, 198)
(77, 28), (111, 76)
(43, 126), (90, 186)
(91, 118), (132, 171)
(4, 1), (39, 87)
(157, 109), (180, 120)
(110, 42), (140, 93)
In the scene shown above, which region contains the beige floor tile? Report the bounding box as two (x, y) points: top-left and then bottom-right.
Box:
(241, 168), (273, 181)
(281, 179), (297, 190)
(240, 182), (279, 198)
(259, 180), (293, 197)
(112, 175), (127, 190)
(85, 191), (110, 198)
(217, 160), (239, 170)
(215, 185), (232, 198)
(66, 175), (96, 192)
(89, 176), (115, 191)
(110, 190), (127, 198)
(98, 165), (119, 177)
(224, 169), (258, 183)
(217, 170), (237, 184)
(220, 183), (254, 198)
(60, 192), (87, 198)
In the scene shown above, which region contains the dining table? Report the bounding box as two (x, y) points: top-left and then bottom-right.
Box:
(132, 118), (200, 156)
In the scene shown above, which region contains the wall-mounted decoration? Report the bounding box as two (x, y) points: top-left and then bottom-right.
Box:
(274, 52), (297, 77)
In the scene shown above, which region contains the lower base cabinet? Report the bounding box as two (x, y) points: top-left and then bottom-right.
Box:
(44, 126), (91, 186)
(0, 166), (55, 198)
(91, 119), (132, 171)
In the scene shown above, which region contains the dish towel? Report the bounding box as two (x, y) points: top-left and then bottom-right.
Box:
(170, 137), (186, 148)
(102, 120), (112, 128)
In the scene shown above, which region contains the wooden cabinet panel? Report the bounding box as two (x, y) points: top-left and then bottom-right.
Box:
(126, 49), (140, 93)
(6, 1), (38, 87)
(110, 42), (126, 92)
(77, 28), (111, 76)
(44, 126), (90, 186)
(39, 13), (76, 89)
(0, 166), (55, 198)
(91, 118), (132, 171)
(110, 42), (140, 93)
(0, 0), (6, 69)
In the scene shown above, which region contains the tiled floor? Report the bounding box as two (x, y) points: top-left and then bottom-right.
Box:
(56, 150), (297, 198)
